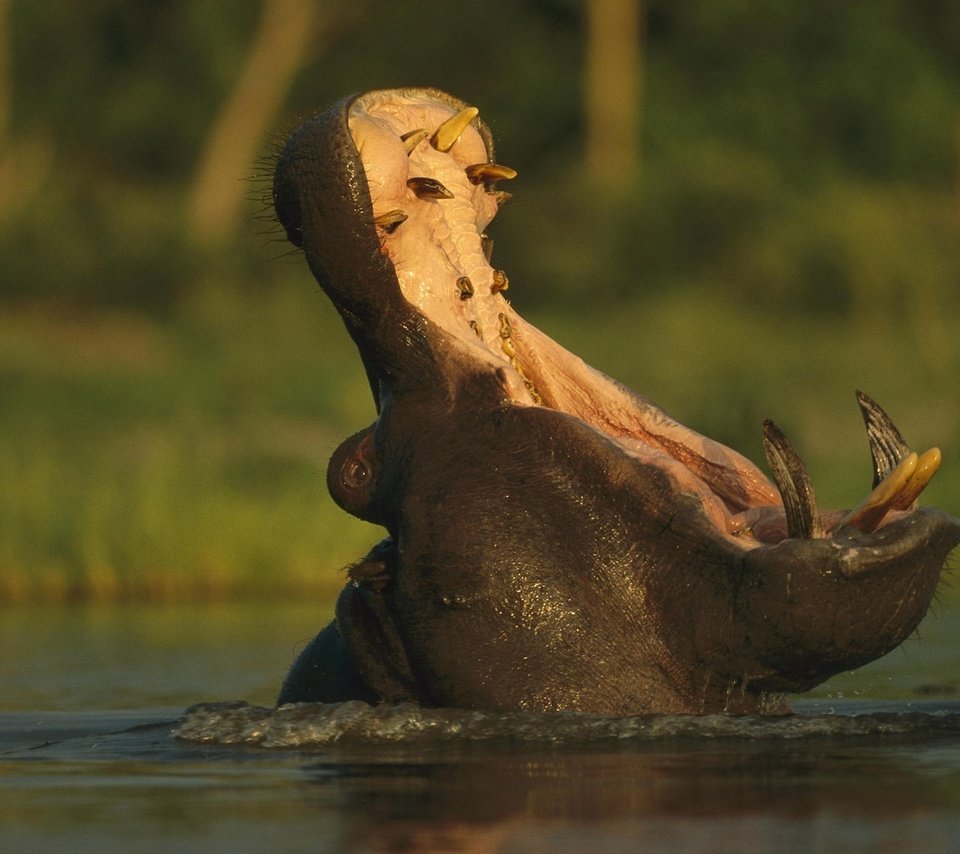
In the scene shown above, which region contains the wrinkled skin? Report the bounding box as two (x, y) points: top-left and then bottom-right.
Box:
(273, 88), (960, 715)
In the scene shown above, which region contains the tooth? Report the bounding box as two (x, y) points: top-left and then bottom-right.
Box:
(762, 420), (824, 539)
(407, 177), (454, 200)
(430, 107), (479, 152)
(491, 190), (512, 206)
(373, 209), (408, 233)
(490, 270), (509, 294)
(839, 452), (919, 533)
(456, 276), (474, 300)
(465, 163), (518, 185)
(893, 447), (941, 510)
(481, 234), (494, 262)
(497, 312), (516, 357)
(400, 128), (429, 155)
(855, 390), (910, 488)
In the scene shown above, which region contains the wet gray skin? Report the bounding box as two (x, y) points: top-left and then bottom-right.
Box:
(272, 87), (960, 715)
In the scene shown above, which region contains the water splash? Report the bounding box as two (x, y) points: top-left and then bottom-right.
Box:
(174, 699), (960, 749)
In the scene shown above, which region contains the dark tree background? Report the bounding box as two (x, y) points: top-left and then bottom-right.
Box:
(1, 0), (956, 317)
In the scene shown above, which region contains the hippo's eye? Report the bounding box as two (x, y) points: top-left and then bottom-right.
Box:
(342, 459), (370, 490)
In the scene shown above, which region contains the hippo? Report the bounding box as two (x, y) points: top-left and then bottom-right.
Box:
(272, 87), (960, 715)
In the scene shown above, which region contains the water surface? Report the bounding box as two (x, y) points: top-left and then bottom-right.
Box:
(4, 602), (960, 852)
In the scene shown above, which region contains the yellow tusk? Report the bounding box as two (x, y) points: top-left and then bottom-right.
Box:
(430, 107), (479, 152)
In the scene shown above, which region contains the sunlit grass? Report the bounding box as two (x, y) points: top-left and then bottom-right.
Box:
(0, 281), (380, 602)
(2, 278), (959, 602)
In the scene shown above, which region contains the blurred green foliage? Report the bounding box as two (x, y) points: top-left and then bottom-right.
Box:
(0, 284), (382, 600)
(1, 0), (959, 599)
(3, 0), (958, 311)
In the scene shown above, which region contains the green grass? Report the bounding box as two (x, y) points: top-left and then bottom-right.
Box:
(0, 280), (381, 602)
(2, 276), (959, 602)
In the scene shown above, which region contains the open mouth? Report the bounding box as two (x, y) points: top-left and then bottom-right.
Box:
(341, 88), (942, 550)
(272, 86), (960, 713)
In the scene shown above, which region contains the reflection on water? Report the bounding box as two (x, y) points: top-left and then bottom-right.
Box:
(0, 601), (337, 711)
(4, 600), (960, 714)
(5, 702), (960, 853)
(3, 602), (960, 852)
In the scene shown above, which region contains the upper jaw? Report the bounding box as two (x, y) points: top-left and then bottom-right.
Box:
(276, 88), (952, 552)
(343, 89), (949, 551)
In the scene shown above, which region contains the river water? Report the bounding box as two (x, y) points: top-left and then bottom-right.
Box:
(3, 601), (960, 852)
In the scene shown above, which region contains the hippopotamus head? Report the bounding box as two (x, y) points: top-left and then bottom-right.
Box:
(272, 87), (960, 715)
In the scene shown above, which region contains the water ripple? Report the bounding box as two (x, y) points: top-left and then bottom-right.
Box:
(174, 700), (960, 748)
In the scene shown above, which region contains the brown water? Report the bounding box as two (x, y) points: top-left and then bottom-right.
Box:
(3, 602), (960, 852)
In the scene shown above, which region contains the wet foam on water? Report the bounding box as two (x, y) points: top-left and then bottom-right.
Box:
(173, 699), (960, 749)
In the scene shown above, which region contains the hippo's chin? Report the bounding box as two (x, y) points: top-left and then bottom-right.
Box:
(272, 88), (960, 715)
